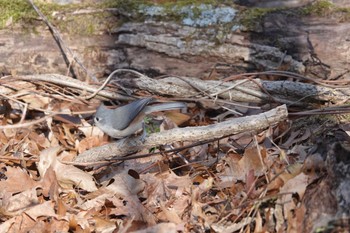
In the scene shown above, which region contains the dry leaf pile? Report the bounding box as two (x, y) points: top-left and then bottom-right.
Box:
(0, 74), (349, 233)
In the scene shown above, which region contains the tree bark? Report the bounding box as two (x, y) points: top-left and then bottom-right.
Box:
(0, 1), (349, 81)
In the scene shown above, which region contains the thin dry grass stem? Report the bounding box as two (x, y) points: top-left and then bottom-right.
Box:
(254, 135), (270, 183)
(37, 82), (87, 103)
(246, 77), (281, 103)
(19, 103), (28, 124)
(170, 76), (266, 112)
(237, 167), (274, 232)
(0, 86), (90, 129)
(269, 137), (289, 165)
(222, 134), (287, 232)
(168, 76), (258, 111)
(0, 114), (54, 129)
(164, 144), (190, 164)
(0, 92), (26, 108)
(214, 75), (282, 104)
(0, 156), (39, 162)
(60, 160), (113, 166)
(0, 78), (84, 105)
(231, 205), (252, 225)
(277, 51), (288, 68)
(170, 159), (216, 173)
(168, 75), (219, 99)
(140, 162), (169, 174)
(118, 216), (136, 233)
(83, 68), (145, 100)
(177, 97), (261, 110)
(66, 58), (74, 77)
(196, 74), (294, 105)
(225, 70), (350, 88)
(289, 105), (350, 115)
(242, 188), (269, 233)
(215, 199), (247, 225)
(236, 164), (300, 230)
(210, 79), (249, 98)
(4, 74), (131, 101)
(0, 92), (29, 124)
(238, 137), (275, 231)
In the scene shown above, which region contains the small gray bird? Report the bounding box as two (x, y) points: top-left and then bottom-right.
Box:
(94, 97), (186, 139)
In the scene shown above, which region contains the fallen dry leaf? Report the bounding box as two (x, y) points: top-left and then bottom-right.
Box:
(93, 217), (116, 233)
(0, 67), (345, 233)
(76, 136), (102, 153)
(0, 214), (37, 233)
(24, 201), (56, 220)
(103, 170), (145, 196)
(141, 171), (191, 208)
(1, 188), (39, 215)
(19, 93), (50, 109)
(159, 202), (183, 224)
(81, 170), (146, 217)
(38, 146), (97, 192)
(220, 147), (267, 183)
(211, 217), (253, 233)
(78, 119), (104, 138)
(276, 172), (310, 232)
(0, 166), (38, 193)
(130, 222), (179, 233)
(109, 194), (156, 225)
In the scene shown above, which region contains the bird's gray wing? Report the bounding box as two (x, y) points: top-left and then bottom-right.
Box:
(110, 97), (153, 130)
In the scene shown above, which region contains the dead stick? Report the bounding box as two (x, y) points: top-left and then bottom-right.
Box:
(75, 104), (288, 163)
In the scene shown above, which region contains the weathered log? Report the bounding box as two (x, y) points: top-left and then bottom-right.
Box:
(74, 104), (288, 163)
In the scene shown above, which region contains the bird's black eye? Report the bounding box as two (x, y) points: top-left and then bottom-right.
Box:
(95, 117), (100, 122)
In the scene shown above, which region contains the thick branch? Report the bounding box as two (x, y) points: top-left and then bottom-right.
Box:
(74, 104), (288, 163)
(119, 75), (349, 105)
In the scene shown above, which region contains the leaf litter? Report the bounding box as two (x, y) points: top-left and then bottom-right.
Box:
(0, 74), (349, 233)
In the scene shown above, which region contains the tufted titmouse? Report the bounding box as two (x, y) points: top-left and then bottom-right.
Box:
(94, 97), (186, 139)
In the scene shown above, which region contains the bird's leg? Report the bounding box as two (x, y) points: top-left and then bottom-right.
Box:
(140, 120), (148, 143)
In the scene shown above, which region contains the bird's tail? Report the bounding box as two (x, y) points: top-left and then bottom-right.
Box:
(144, 102), (186, 114)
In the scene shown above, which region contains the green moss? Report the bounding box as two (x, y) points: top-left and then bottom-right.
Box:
(239, 0), (350, 30)
(336, 7), (350, 13)
(161, 0), (216, 8)
(300, 0), (350, 21)
(0, 0), (233, 32)
(239, 7), (277, 30)
(99, 0), (217, 13)
(0, 0), (121, 33)
(0, 0), (88, 29)
(0, 0), (34, 28)
(301, 0), (334, 16)
(100, 0), (145, 12)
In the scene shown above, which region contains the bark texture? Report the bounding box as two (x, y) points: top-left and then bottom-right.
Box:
(0, 1), (349, 81)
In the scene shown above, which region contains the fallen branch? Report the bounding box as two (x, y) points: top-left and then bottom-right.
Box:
(74, 104), (288, 163)
(1, 74), (131, 101)
(4, 72), (349, 107)
(119, 75), (349, 106)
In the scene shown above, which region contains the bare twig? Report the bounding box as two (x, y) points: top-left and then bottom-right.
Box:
(83, 68), (146, 100)
(224, 70), (350, 88)
(27, 0), (98, 82)
(0, 114), (54, 129)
